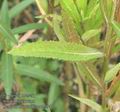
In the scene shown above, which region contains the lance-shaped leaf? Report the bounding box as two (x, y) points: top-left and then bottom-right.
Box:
(61, 0), (81, 22)
(0, 0), (10, 28)
(53, 15), (65, 41)
(104, 63), (120, 83)
(48, 83), (60, 105)
(12, 23), (48, 34)
(1, 53), (14, 98)
(105, 73), (120, 97)
(0, 24), (17, 44)
(69, 95), (102, 112)
(9, 41), (103, 61)
(75, 0), (87, 12)
(60, 0), (81, 32)
(15, 64), (63, 85)
(9, 0), (34, 19)
(76, 63), (102, 88)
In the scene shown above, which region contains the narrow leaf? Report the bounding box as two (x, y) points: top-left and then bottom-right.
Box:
(104, 63), (120, 83)
(76, 0), (87, 12)
(1, 53), (14, 98)
(48, 83), (60, 105)
(60, 0), (81, 22)
(9, 0), (34, 19)
(0, 0), (10, 28)
(12, 23), (48, 34)
(9, 41), (103, 61)
(15, 64), (63, 85)
(77, 63), (102, 88)
(53, 15), (65, 41)
(0, 24), (17, 44)
(62, 11), (80, 42)
(69, 95), (102, 112)
(105, 73), (120, 97)
(54, 98), (65, 112)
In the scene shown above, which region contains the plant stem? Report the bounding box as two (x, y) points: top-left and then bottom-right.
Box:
(100, 0), (117, 110)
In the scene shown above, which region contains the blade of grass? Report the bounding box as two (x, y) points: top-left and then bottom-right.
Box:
(1, 53), (14, 99)
(0, 24), (17, 44)
(12, 23), (48, 34)
(0, 0), (10, 28)
(9, 0), (34, 19)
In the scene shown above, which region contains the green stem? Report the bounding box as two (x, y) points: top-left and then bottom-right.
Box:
(100, 0), (116, 109)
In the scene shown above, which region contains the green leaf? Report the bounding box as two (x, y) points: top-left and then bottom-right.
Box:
(54, 98), (65, 112)
(60, 0), (81, 28)
(111, 20), (120, 37)
(75, 0), (87, 12)
(9, 41), (103, 61)
(62, 11), (80, 42)
(12, 23), (48, 34)
(104, 63), (120, 83)
(69, 95), (102, 112)
(53, 15), (65, 41)
(0, 24), (17, 44)
(107, 77), (120, 97)
(76, 63), (102, 88)
(48, 83), (60, 105)
(9, 0), (34, 19)
(88, 4), (99, 20)
(1, 53), (14, 98)
(82, 29), (101, 41)
(0, 0), (10, 28)
(15, 64), (63, 85)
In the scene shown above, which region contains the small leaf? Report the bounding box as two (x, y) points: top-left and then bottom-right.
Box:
(69, 95), (102, 112)
(0, 24), (17, 44)
(54, 98), (65, 112)
(75, 0), (87, 12)
(77, 63), (102, 88)
(12, 23), (48, 34)
(111, 20), (120, 37)
(9, 0), (34, 19)
(60, 0), (81, 31)
(82, 29), (101, 41)
(1, 53), (14, 98)
(48, 83), (60, 105)
(106, 74), (120, 97)
(104, 63), (120, 83)
(0, 0), (10, 28)
(15, 64), (63, 85)
(53, 15), (65, 41)
(88, 4), (99, 20)
(9, 41), (103, 61)
(62, 11), (80, 42)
